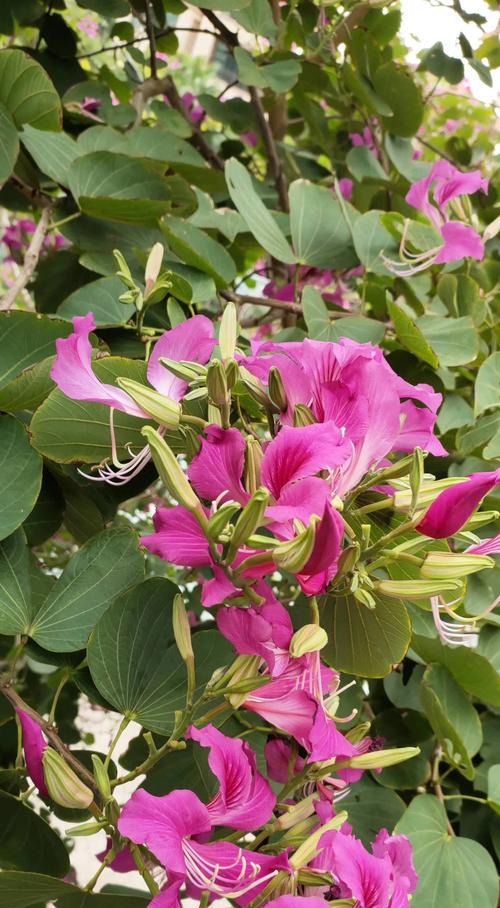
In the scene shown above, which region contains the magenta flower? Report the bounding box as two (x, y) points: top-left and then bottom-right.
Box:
(417, 469), (500, 538)
(264, 266), (352, 309)
(217, 601), (294, 676)
(384, 160), (489, 274)
(77, 17), (99, 38)
(349, 126), (378, 157)
(118, 788), (290, 903)
(338, 177), (353, 201)
(187, 723), (276, 829)
(264, 738), (305, 782)
(466, 532), (500, 556)
(16, 709), (49, 797)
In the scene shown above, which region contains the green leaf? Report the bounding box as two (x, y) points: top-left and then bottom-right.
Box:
(0, 872), (148, 908)
(419, 42), (465, 84)
(373, 62), (424, 137)
(346, 146), (389, 183)
(289, 179), (357, 268)
(475, 352), (500, 417)
(0, 312), (72, 390)
(234, 48), (301, 92)
(0, 415), (42, 542)
(302, 287), (336, 341)
(163, 216), (236, 289)
(28, 527), (144, 651)
(387, 299), (439, 367)
(167, 261), (217, 305)
(421, 664), (482, 779)
(487, 765), (500, 811)
(0, 101), (19, 184)
(0, 530), (32, 636)
(122, 736), (218, 801)
(68, 152), (181, 224)
(321, 591), (411, 677)
(352, 210), (399, 275)
(30, 358), (159, 463)
(417, 315), (478, 367)
(436, 393), (473, 434)
(396, 794), (499, 908)
(188, 189), (245, 244)
(225, 158), (295, 263)
(0, 793), (69, 876)
(0, 356), (55, 414)
(457, 412), (500, 456)
(385, 134), (430, 182)
(341, 777), (406, 845)
(232, 0), (278, 39)
(77, 125), (206, 169)
(411, 634), (500, 706)
(0, 49), (61, 130)
(191, 0), (250, 8)
(88, 582), (233, 733)
(20, 125), (78, 185)
(58, 277), (135, 326)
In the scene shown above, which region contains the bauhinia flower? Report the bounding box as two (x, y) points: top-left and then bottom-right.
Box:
(417, 469), (500, 538)
(382, 160), (489, 274)
(51, 313), (216, 484)
(16, 709), (49, 797)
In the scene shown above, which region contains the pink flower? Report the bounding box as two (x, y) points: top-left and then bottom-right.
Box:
(181, 92), (204, 125)
(241, 131), (258, 147)
(16, 709), (49, 797)
(417, 469), (500, 538)
(80, 97), (101, 114)
(338, 178), (353, 201)
(443, 118), (460, 134)
(77, 17), (99, 38)
(349, 126), (378, 157)
(466, 532), (500, 556)
(385, 160), (489, 273)
(264, 738), (305, 782)
(187, 723), (276, 829)
(118, 788), (290, 904)
(264, 266), (352, 310)
(217, 601), (294, 676)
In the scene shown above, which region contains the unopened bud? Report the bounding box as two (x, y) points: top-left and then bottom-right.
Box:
(375, 578), (464, 600)
(290, 624), (328, 657)
(207, 502), (241, 541)
(91, 754), (111, 800)
(117, 378), (181, 428)
(207, 360), (229, 408)
(393, 477), (467, 511)
(239, 366), (271, 408)
(346, 746), (420, 770)
(229, 488), (269, 552)
(225, 358), (240, 390)
(420, 551), (494, 579)
(42, 749), (94, 809)
(213, 654), (261, 707)
(142, 427), (201, 512)
(66, 820), (107, 837)
(353, 588), (376, 609)
(208, 402), (222, 426)
(244, 437), (264, 495)
(173, 594), (195, 663)
(113, 248), (134, 287)
(179, 424), (201, 458)
(345, 722), (371, 744)
(144, 243), (164, 295)
(160, 357), (206, 382)
(293, 404), (316, 426)
(409, 447), (424, 516)
(273, 519), (318, 572)
(275, 795), (317, 831)
(219, 302), (238, 361)
(268, 367), (287, 411)
(290, 811), (348, 870)
(280, 815), (318, 846)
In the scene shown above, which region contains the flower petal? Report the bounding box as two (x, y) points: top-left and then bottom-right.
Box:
(16, 709), (48, 797)
(417, 469), (500, 538)
(261, 423), (348, 500)
(147, 315), (216, 400)
(141, 506), (212, 566)
(188, 426), (249, 505)
(435, 221), (485, 263)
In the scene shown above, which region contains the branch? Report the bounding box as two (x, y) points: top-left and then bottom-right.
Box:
(223, 288), (361, 319)
(1, 206), (51, 311)
(0, 683), (99, 795)
(144, 0), (158, 78)
(331, 3), (371, 48)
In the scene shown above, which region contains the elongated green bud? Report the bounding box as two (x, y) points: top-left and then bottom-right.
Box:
(229, 488), (269, 552)
(420, 551), (494, 579)
(43, 749), (94, 809)
(179, 424), (201, 459)
(159, 357), (206, 382)
(409, 447), (424, 515)
(293, 404), (316, 426)
(207, 502), (241, 541)
(142, 427), (201, 512)
(211, 654), (261, 707)
(113, 248), (134, 287)
(173, 594), (194, 663)
(225, 358), (239, 390)
(268, 367), (287, 411)
(345, 722), (371, 744)
(353, 588), (376, 609)
(336, 544), (360, 576)
(375, 578), (464, 600)
(290, 811), (348, 870)
(275, 795), (317, 831)
(67, 820), (108, 837)
(290, 624), (328, 657)
(91, 754), (111, 800)
(393, 477), (467, 510)
(207, 360), (229, 408)
(273, 519), (318, 572)
(239, 366), (270, 408)
(346, 746), (420, 770)
(144, 242), (164, 295)
(244, 437), (264, 495)
(117, 378), (181, 428)
(219, 302), (238, 361)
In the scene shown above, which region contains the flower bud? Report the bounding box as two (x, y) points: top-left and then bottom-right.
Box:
(244, 437), (264, 495)
(212, 654), (261, 707)
(113, 248), (134, 288)
(353, 588), (376, 609)
(393, 477), (467, 511)
(91, 754), (111, 800)
(420, 551), (494, 579)
(208, 402), (222, 426)
(268, 367), (287, 412)
(207, 502), (241, 541)
(179, 425), (201, 459)
(345, 722), (371, 744)
(159, 357), (206, 382)
(409, 447), (425, 515)
(42, 749), (94, 809)
(173, 594), (195, 664)
(375, 578), (464, 600)
(290, 624), (328, 658)
(293, 404), (316, 427)
(219, 301), (238, 361)
(230, 488), (269, 552)
(142, 426), (201, 512)
(225, 358), (240, 390)
(290, 811), (348, 870)
(345, 746), (420, 770)
(275, 795), (317, 831)
(273, 519), (318, 572)
(67, 820), (108, 837)
(144, 242), (164, 295)
(239, 367), (271, 409)
(206, 360), (229, 408)
(117, 378), (181, 428)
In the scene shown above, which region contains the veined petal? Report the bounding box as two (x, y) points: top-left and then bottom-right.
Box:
(141, 506), (212, 566)
(51, 313), (146, 417)
(320, 830), (392, 908)
(261, 423), (348, 500)
(394, 400), (447, 457)
(217, 602), (293, 674)
(188, 426), (249, 506)
(417, 469), (500, 538)
(466, 533), (500, 556)
(147, 315), (216, 400)
(148, 880), (183, 908)
(435, 221), (485, 263)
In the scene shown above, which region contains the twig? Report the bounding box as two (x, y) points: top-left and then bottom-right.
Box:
(1, 207), (52, 311)
(249, 87), (289, 211)
(0, 683), (99, 795)
(417, 136), (464, 168)
(330, 3), (371, 48)
(222, 288), (360, 319)
(432, 747), (456, 836)
(144, 0), (158, 78)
